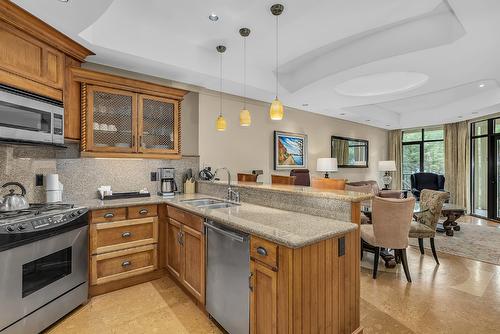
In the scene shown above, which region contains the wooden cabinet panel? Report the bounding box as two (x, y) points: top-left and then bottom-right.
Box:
(181, 224), (205, 303)
(0, 23), (64, 90)
(127, 205), (158, 219)
(251, 236), (278, 269)
(91, 244), (157, 285)
(167, 205), (203, 232)
(90, 217), (158, 255)
(91, 207), (127, 223)
(250, 260), (277, 334)
(166, 218), (182, 280)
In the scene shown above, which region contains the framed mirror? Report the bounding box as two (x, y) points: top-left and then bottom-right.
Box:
(331, 136), (368, 168)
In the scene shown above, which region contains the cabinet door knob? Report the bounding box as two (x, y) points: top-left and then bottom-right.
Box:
(122, 260), (131, 267)
(122, 231), (132, 238)
(104, 212), (114, 218)
(256, 247), (268, 256)
(139, 209), (148, 215)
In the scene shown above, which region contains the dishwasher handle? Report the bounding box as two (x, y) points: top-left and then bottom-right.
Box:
(205, 222), (246, 243)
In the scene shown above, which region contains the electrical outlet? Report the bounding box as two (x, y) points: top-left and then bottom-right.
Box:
(338, 237), (345, 256)
(35, 174), (44, 186)
(150, 172), (157, 182)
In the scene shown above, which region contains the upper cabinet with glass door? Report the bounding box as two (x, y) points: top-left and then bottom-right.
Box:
(72, 68), (187, 159)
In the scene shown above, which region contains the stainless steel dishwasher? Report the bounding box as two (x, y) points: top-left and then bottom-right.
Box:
(205, 220), (250, 334)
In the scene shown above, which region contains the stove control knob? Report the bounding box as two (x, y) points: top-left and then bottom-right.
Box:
(6, 225), (14, 232)
(77, 210), (84, 215)
(71, 213), (77, 217)
(17, 224), (27, 231)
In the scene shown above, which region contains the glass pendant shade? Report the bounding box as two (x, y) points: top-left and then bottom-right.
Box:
(269, 98), (284, 120)
(216, 114), (227, 131)
(239, 109), (251, 126)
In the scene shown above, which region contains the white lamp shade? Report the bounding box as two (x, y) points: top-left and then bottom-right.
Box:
(317, 158), (338, 172)
(378, 160), (396, 172)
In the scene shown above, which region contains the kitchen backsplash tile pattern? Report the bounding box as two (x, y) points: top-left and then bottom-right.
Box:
(0, 143), (199, 203)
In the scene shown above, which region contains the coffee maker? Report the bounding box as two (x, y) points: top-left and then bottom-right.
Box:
(157, 168), (177, 197)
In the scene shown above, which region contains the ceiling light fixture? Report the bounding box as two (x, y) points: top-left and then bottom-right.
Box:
(215, 45), (227, 131)
(479, 83), (486, 88)
(269, 4), (284, 121)
(472, 111), (478, 115)
(239, 28), (251, 127)
(209, 13), (219, 21)
(58, 0), (69, 2)
(340, 113), (346, 116)
(302, 103), (309, 107)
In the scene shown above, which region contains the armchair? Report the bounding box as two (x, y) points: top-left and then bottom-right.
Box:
(346, 180), (403, 199)
(410, 173), (445, 201)
(290, 169), (310, 186)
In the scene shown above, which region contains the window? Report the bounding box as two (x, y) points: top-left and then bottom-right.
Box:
(402, 127), (444, 189)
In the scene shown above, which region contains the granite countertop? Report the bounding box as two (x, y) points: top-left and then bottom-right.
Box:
(77, 194), (357, 249)
(199, 180), (374, 202)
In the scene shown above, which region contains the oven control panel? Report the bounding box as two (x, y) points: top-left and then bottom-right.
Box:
(0, 208), (88, 234)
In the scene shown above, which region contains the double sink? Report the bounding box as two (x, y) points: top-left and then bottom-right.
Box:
(181, 198), (240, 209)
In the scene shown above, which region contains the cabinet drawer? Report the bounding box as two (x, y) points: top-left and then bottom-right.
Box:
(250, 236), (278, 269)
(127, 205), (157, 219)
(91, 244), (157, 285)
(91, 217), (158, 254)
(91, 208), (127, 223)
(167, 206), (203, 232)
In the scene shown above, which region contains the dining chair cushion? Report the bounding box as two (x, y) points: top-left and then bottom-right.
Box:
(360, 224), (378, 246)
(413, 189), (449, 231)
(408, 220), (435, 238)
(371, 197), (415, 249)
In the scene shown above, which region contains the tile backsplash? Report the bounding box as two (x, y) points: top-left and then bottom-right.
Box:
(0, 143), (199, 203)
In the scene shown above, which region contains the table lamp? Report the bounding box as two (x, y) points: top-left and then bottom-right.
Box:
(317, 158), (338, 178)
(378, 160), (396, 189)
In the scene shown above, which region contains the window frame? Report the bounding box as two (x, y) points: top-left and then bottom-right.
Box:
(402, 127), (444, 189)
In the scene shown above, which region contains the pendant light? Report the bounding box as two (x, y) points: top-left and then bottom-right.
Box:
(215, 45), (227, 131)
(239, 28), (251, 126)
(269, 4), (284, 121)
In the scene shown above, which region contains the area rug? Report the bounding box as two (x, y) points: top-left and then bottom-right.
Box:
(408, 222), (500, 265)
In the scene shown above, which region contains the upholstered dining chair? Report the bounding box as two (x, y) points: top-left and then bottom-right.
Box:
(271, 175), (296, 185)
(290, 169), (310, 186)
(361, 196), (415, 282)
(237, 173), (258, 182)
(311, 178), (346, 190)
(409, 189), (449, 265)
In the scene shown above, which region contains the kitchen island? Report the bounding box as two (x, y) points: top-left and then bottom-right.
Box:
(79, 187), (368, 334)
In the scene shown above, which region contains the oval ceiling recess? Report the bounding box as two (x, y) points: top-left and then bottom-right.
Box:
(335, 72), (429, 97)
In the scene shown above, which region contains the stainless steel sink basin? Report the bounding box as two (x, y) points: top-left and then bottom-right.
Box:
(181, 198), (240, 209)
(181, 198), (225, 207)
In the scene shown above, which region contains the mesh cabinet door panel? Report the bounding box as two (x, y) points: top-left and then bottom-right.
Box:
(139, 95), (178, 153)
(91, 88), (136, 152)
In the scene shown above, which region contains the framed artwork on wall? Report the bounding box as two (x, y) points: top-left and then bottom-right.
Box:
(274, 131), (308, 170)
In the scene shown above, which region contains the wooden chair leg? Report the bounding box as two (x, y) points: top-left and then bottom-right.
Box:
(430, 238), (440, 265)
(418, 238), (425, 254)
(400, 249), (412, 283)
(373, 247), (380, 279)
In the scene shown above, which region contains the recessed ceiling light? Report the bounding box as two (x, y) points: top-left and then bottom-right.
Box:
(479, 83), (486, 88)
(458, 116), (463, 118)
(58, 0), (69, 2)
(340, 113), (346, 116)
(385, 124), (390, 127)
(209, 13), (219, 21)
(365, 119), (371, 122)
(302, 103), (309, 107)
(472, 111), (478, 115)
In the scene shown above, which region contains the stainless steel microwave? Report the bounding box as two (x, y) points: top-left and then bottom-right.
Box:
(0, 85), (64, 145)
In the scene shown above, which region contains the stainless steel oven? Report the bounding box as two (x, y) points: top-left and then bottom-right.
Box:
(0, 207), (88, 334)
(0, 85), (64, 145)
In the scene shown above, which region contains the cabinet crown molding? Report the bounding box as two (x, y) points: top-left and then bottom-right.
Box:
(0, 0), (94, 62)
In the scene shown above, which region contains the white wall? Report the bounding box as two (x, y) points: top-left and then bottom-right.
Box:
(199, 92), (389, 183)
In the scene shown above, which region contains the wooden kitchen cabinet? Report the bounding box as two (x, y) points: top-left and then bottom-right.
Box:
(166, 206), (205, 303)
(250, 260), (277, 334)
(89, 205), (162, 296)
(72, 67), (187, 159)
(166, 218), (182, 280)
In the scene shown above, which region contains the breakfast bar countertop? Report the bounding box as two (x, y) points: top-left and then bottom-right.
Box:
(77, 193), (357, 249)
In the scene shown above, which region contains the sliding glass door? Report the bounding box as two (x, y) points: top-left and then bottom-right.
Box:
(471, 119), (500, 220)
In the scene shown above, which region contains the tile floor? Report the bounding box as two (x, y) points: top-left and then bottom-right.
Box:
(46, 216), (500, 334)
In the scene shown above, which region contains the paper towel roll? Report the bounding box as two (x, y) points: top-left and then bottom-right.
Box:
(46, 174), (60, 190)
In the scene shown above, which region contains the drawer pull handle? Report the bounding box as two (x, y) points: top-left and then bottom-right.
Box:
(104, 212), (114, 218)
(256, 247), (268, 256)
(122, 260), (131, 267)
(139, 209), (148, 215)
(122, 232), (132, 238)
